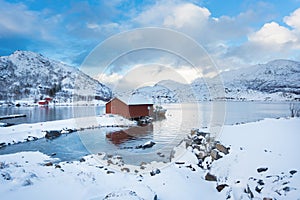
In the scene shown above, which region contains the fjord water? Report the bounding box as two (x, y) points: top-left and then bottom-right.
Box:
(0, 102), (298, 164)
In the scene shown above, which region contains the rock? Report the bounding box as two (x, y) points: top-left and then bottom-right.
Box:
(244, 185), (254, 198)
(191, 129), (198, 135)
(150, 169), (161, 176)
(107, 160), (113, 165)
(210, 149), (222, 160)
(282, 186), (291, 192)
(215, 143), (230, 154)
(140, 166), (146, 170)
(197, 131), (209, 137)
(186, 164), (196, 171)
(55, 164), (61, 169)
(136, 141), (156, 149)
(121, 168), (130, 173)
(289, 170), (297, 175)
(196, 151), (207, 160)
(263, 198), (272, 200)
(257, 167), (268, 173)
(0, 142), (6, 148)
(216, 184), (228, 192)
(175, 161), (185, 165)
(45, 130), (61, 139)
(184, 139), (192, 148)
(107, 170), (115, 174)
(205, 172), (217, 181)
(257, 179), (264, 185)
(79, 158), (86, 162)
(44, 162), (53, 166)
(255, 186), (263, 193)
(22, 179), (33, 186)
(103, 190), (144, 200)
(1, 172), (12, 180)
(193, 136), (204, 145)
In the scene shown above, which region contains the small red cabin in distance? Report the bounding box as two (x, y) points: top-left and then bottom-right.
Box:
(105, 96), (153, 119)
(44, 97), (52, 102)
(38, 100), (49, 106)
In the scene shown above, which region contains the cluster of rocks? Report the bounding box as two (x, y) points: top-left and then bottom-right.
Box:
(242, 168), (298, 199)
(183, 129), (299, 199)
(121, 141), (156, 150)
(44, 128), (77, 139)
(0, 135), (39, 149)
(183, 129), (231, 192)
(184, 129), (230, 169)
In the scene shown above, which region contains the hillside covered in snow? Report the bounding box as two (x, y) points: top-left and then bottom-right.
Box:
(132, 59), (300, 102)
(219, 59), (300, 101)
(0, 51), (112, 103)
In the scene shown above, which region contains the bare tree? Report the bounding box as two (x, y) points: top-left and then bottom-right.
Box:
(290, 103), (300, 117)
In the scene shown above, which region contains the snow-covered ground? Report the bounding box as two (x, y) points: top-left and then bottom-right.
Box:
(211, 117), (300, 199)
(0, 114), (136, 145)
(0, 117), (299, 199)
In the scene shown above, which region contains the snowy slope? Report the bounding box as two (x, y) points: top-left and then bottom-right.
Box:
(133, 81), (179, 103)
(219, 59), (300, 101)
(132, 79), (206, 103)
(132, 59), (300, 102)
(0, 51), (112, 102)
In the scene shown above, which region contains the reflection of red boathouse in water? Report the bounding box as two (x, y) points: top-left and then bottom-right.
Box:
(106, 124), (153, 145)
(105, 96), (153, 120)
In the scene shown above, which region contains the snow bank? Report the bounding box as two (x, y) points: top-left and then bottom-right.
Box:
(211, 117), (300, 199)
(0, 114), (136, 145)
(0, 118), (299, 199)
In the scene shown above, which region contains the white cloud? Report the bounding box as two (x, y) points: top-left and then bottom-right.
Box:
(95, 72), (123, 87)
(0, 1), (60, 41)
(163, 3), (210, 28)
(0, 2), (38, 36)
(248, 22), (297, 45)
(284, 8), (300, 31)
(95, 63), (202, 92)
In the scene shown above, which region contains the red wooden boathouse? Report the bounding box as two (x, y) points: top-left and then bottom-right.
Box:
(105, 96), (153, 119)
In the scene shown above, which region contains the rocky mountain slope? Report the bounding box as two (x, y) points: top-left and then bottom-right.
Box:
(0, 51), (112, 102)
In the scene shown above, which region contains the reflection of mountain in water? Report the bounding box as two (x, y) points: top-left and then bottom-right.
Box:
(106, 124), (153, 145)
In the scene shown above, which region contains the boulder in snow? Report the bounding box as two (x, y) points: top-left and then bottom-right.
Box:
(44, 130), (61, 139)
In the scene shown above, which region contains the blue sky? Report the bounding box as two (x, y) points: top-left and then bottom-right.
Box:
(1, 0), (300, 71)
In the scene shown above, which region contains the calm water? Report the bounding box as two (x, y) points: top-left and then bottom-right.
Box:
(0, 102), (298, 165)
(0, 106), (105, 124)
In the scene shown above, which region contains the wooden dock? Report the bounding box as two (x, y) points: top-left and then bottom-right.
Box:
(0, 114), (26, 120)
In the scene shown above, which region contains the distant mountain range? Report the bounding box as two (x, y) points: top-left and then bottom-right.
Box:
(0, 51), (112, 102)
(1, 51), (299, 103)
(132, 59), (300, 102)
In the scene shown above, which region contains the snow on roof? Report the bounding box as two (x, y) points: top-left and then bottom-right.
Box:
(115, 95), (153, 105)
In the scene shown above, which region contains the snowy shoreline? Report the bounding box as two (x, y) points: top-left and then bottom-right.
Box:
(0, 117), (299, 199)
(0, 114), (136, 146)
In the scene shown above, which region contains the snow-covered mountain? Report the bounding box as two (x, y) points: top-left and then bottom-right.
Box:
(219, 59), (300, 101)
(132, 59), (300, 102)
(133, 82), (179, 103)
(0, 51), (112, 102)
(129, 80), (202, 103)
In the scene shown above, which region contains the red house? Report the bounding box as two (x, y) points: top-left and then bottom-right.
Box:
(38, 100), (49, 106)
(106, 96), (153, 119)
